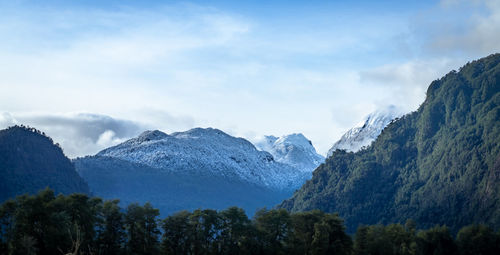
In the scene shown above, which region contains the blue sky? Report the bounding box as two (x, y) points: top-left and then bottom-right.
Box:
(1, 0), (499, 157)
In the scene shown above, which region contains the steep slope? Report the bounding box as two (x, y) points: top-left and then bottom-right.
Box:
(0, 126), (89, 202)
(254, 133), (324, 173)
(327, 105), (403, 156)
(76, 128), (309, 215)
(280, 54), (500, 233)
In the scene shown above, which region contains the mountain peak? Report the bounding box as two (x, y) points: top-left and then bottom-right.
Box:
(136, 130), (170, 142)
(328, 105), (404, 156)
(254, 133), (324, 173)
(3, 125), (50, 139)
(172, 127), (229, 139)
(276, 133), (313, 148)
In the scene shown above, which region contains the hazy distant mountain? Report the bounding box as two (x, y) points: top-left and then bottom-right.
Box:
(76, 128), (309, 215)
(280, 54), (500, 233)
(0, 126), (89, 202)
(327, 105), (403, 156)
(254, 133), (324, 173)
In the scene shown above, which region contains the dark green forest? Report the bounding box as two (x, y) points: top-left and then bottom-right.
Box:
(1, 189), (499, 255)
(0, 125), (90, 202)
(280, 54), (500, 233)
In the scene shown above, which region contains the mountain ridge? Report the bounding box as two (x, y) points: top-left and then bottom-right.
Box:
(96, 127), (307, 190)
(279, 53), (500, 233)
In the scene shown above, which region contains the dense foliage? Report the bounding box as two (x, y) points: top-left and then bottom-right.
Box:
(353, 222), (499, 255)
(0, 126), (89, 202)
(280, 54), (500, 233)
(1, 190), (498, 255)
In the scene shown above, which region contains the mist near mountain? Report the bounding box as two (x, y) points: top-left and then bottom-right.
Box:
(280, 54), (500, 233)
(254, 133), (324, 173)
(327, 105), (404, 156)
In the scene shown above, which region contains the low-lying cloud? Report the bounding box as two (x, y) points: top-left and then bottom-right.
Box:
(0, 112), (145, 158)
(357, 58), (464, 113)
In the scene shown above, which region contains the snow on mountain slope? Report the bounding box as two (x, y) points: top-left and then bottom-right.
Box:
(97, 128), (308, 191)
(254, 133), (324, 173)
(327, 105), (404, 156)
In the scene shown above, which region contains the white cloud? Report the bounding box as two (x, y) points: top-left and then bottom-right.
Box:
(0, 112), (144, 157)
(0, 112), (16, 127)
(423, 0), (500, 56)
(97, 130), (123, 147)
(0, 109), (200, 157)
(358, 58), (464, 112)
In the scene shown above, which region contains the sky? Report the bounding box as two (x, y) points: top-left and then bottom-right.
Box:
(1, 0), (499, 157)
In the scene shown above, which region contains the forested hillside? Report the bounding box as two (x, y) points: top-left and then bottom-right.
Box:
(280, 54), (500, 233)
(0, 126), (89, 202)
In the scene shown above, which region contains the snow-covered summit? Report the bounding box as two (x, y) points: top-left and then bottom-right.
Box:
(136, 130), (171, 143)
(254, 133), (325, 173)
(172, 127), (228, 139)
(327, 105), (404, 156)
(97, 127), (308, 191)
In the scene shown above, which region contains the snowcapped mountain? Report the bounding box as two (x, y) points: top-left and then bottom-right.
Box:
(97, 128), (308, 191)
(327, 105), (404, 157)
(76, 127), (312, 215)
(254, 133), (324, 173)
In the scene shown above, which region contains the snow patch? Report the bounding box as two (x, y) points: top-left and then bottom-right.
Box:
(327, 105), (404, 156)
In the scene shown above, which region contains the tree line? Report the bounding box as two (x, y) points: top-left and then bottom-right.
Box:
(0, 189), (499, 255)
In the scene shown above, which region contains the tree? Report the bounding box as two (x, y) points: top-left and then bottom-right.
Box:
(125, 202), (160, 255)
(416, 226), (457, 255)
(311, 213), (352, 255)
(287, 210), (324, 254)
(162, 211), (192, 255)
(354, 225), (369, 255)
(95, 199), (125, 255)
(353, 223), (417, 255)
(219, 207), (252, 255)
(12, 188), (72, 255)
(456, 225), (499, 255)
(0, 199), (16, 253)
(188, 209), (222, 255)
(54, 193), (102, 253)
(254, 208), (291, 255)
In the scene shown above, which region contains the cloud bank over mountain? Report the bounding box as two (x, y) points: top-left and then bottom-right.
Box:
(0, 112), (144, 157)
